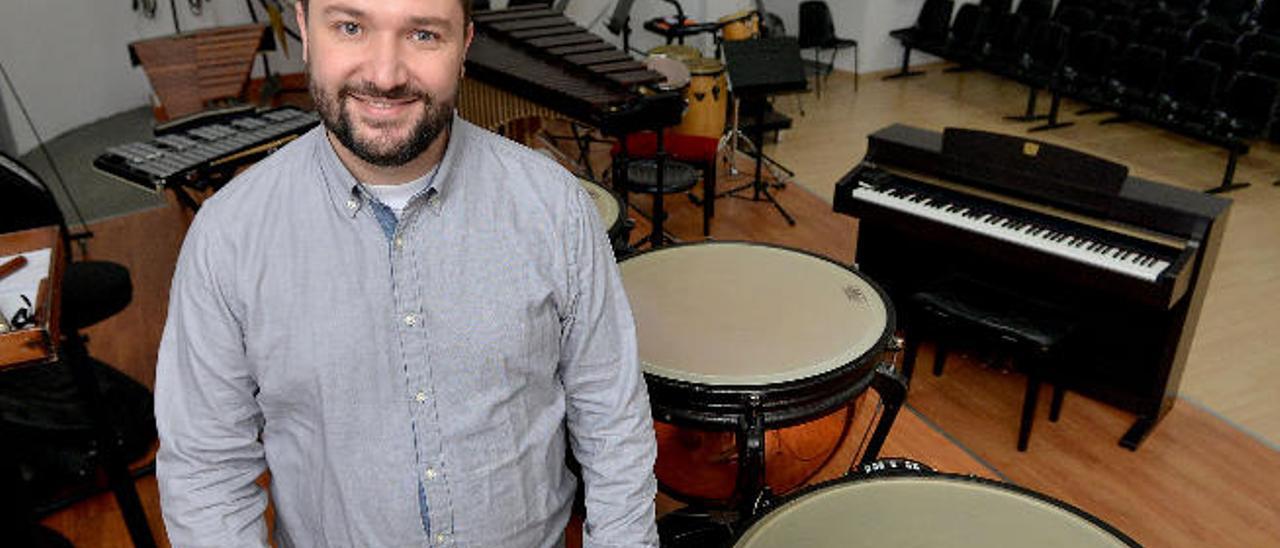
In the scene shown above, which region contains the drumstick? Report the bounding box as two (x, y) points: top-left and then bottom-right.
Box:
(0, 255), (28, 282)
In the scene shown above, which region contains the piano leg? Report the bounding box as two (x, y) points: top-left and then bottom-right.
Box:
(1120, 416), (1156, 451)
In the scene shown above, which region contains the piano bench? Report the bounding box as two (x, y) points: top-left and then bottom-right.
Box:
(901, 276), (1077, 452)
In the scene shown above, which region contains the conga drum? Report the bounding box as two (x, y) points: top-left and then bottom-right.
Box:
(672, 58), (729, 140)
(619, 242), (904, 509)
(734, 459), (1140, 547)
(577, 178), (628, 257)
(718, 10), (760, 42)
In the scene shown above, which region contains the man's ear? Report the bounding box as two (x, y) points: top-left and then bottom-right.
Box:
(295, 1), (309, 63)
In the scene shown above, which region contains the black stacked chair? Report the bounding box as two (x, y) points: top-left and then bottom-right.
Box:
(1255, 0), (1280, 34)
(1196, 39), (1242, 88)
(1017, 0), (1056, 23)
(1142, 25), (1192, 69)
(1238, 29), (1280, 60)
(1060, 30), (1121, 108)
(1155, 56), (1224, 126)
(798, 0), (860, 95)
(981, 0), (1014, 15)
(1099, 14), (1139, 46)
(0, 152), (156, 547)
(1056, 5), (1101, 34)
(1188, 16), (1241, 51)
(1246, 49), (1280, 78)
(941, 3), (992, 71)
(1203, 0), (1258, 27)
(980, 12), (1035, 75)
(1205, 71), (1280, 191)
(1099, 43), (1169, 122)
(1006, 21), (1074, 130)
(886, 0), (955, 79)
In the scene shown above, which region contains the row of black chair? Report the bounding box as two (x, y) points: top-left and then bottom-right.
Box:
(890, 0), (1280, 192)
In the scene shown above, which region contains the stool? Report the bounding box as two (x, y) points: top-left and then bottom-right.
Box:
(625, 159), (700, 248)
(613, 130), (720, 238)
(901, 277), (1076, 452)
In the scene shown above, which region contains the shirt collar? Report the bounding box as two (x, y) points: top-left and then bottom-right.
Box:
(317, 112), (468, 219)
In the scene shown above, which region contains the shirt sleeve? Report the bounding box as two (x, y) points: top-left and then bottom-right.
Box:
(558, 182), (660, 548)
(154, 213), (270, 547)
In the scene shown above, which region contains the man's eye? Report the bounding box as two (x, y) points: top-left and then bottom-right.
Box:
(337, 22), (360, 36)
(410, 30), (436, 42)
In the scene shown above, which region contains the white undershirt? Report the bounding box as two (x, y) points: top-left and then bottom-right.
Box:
(362, 166), (437, 217)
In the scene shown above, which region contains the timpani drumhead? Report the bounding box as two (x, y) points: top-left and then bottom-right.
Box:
(619, 242), (888, 386)
(577, 178), (622, 238)
(734, 476), (1136, 547)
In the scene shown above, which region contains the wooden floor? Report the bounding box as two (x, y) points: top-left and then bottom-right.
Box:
(37, 66), (1280, 546)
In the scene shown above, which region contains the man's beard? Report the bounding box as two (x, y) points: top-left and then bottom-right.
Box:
(311, 77), (454, 168)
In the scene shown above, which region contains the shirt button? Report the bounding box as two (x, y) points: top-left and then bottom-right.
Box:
(425, 467), (437, 480)
(346, 198), (358, 210)
(394, 237), (404, 249)
(435, 533), (446, 544)
(415, 391), (427, 403)
(403, 314), (417, 327)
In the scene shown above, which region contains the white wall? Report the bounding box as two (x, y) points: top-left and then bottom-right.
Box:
(0, 0), (304, 155)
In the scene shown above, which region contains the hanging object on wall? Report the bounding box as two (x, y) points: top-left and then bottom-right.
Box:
(190, 0), (206, 16)
(133, 0), (158, 19)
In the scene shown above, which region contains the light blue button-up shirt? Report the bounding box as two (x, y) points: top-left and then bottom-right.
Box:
(154, 115), (659, 547)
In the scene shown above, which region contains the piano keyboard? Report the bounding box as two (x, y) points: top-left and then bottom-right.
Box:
(848, 169), (1175, 282)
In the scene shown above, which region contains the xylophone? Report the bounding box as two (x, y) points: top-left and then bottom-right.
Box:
(93, 105), (319, 193)
(462, 5), (684, 135)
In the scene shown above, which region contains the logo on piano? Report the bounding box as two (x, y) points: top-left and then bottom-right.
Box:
(843, 285), (867, 305)
(1022, 142), (1041, 157)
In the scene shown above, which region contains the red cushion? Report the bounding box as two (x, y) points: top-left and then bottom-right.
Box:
(613, 130), (719, 164)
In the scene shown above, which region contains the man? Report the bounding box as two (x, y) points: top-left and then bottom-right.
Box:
(153, 0), (659, 545)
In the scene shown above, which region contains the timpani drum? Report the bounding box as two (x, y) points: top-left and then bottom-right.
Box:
(619, 242), (902, 507)
(718, 10), (761, 42)
(577, 178), (629, 257)
(733, 459), (1140, 547)
(672, 58), (729, 140)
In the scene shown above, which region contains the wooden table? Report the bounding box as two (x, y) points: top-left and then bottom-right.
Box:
(0, 226), (63, 371)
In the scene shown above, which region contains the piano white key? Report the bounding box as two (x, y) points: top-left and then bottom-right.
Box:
(851, 183), (1170, 282)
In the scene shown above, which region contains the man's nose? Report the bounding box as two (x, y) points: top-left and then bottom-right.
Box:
(363, 34), (409, 92)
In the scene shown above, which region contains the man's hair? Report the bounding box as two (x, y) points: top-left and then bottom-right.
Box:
(297, 0), (473, 24)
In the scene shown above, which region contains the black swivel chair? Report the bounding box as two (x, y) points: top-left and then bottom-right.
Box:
(798, 0), (859, 95)
(1256, 0), (1280, 35)
(886, 0), (954, 79)
(0, 152), (156, 547)
(1059, 30), (1120, 112)
(980, 0), (1013, 16)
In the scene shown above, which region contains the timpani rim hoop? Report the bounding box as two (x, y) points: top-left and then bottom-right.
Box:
(618, 241), (895, 428)
(734, 472), (1142, 548)
(577, 178), (624, 240)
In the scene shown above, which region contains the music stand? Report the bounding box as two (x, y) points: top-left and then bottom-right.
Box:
(717, 38), (808, 226)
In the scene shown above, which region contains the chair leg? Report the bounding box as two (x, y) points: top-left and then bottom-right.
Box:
(1049, 384), (1065, 422)
(884, 46), (925, 79)
(1019, 369), (1042, 452)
